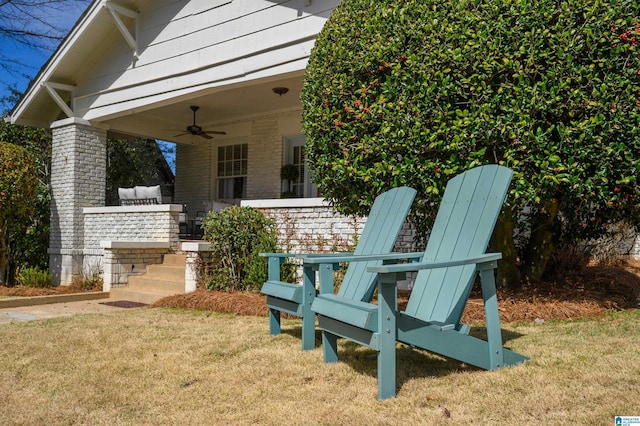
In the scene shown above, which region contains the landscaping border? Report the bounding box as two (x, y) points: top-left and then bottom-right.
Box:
(0, 292), (110, 309)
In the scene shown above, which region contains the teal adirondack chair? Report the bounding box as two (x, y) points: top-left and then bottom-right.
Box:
(309, 165), (529, 400)
(260, 186), (417, 350)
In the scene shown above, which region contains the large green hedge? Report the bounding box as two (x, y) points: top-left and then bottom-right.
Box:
(302, 0), (640, 283)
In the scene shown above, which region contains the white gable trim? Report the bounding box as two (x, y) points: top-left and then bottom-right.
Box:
(104, 1), (139, 57)
(42, 82), (75, 119)
(9, 0), (104, 124)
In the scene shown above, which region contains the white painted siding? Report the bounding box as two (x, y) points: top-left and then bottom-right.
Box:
(74, 0), (340, 119)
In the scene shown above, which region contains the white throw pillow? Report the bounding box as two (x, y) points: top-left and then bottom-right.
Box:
(134, 185), (162, 204)
(118, 187), (136, 200)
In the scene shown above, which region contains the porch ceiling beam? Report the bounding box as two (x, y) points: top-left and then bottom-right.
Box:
(103, 0), (139, 57)
(42, 82), (75, 119)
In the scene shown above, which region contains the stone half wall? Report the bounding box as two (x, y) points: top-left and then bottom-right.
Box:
(83, 205), (182, 251)
(243, 198), (414, 254)
(241, 198), (416, 289)
(82, 205), (182, 286)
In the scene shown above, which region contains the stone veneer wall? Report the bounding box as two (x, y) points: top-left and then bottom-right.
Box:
(101, 246), (168, 289)
(241, 198), (416, 288)
(243, 198), (414, 254)
(174, 108), (302, 216)
(83, 205), (182, 284)
(83, 205), (182, 250)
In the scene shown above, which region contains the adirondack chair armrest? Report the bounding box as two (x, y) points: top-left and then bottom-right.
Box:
(260, 252), (301, 281)
(259, 252), (297, 259)
(298, 252), (354, 260)
(367, 252), (503, 274)
(303, 251), (423, 266)
(260, 252), (356, 262)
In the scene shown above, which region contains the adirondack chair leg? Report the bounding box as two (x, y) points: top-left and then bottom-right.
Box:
(322, 331), (339, 363)
(479, 262), (504, 369)
(267, 256), (285, 335)
(301, 307), (315, 350)
(377, 275), (398, 400)
(301, 265), (317, 350)
(269, 308), (281, 335)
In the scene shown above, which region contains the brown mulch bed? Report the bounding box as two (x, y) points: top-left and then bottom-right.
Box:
(3, 262), (638, 323)
(0, 284), (101, 298)
(153, 262), (640, 323)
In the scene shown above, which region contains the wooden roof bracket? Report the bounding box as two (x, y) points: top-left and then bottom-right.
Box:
(104, 1), (139, 58)
(42, 82), (75, 118)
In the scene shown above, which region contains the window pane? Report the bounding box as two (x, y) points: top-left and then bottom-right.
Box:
(217, 143), (248, 198)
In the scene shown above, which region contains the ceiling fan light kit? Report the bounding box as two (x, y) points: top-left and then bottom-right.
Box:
(272, 87), (289, 96)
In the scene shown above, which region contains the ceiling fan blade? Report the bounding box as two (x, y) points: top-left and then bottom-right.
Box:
(173, 132), (190, 138)
(198, 132), (214, 140)
(204, 130), (227, 135)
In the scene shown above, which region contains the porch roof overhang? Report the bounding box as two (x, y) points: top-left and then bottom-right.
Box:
(7, 0), (332, 144)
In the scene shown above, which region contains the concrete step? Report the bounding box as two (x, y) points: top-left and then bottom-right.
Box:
(127, 275), (185, 293)
(109, 287), (175, 305)
(109, 252), (188, 304)
(163, 253), (187, 266)
(145, 264), (185, 280)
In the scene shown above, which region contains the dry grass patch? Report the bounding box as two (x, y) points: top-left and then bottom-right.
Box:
(0, 308), (638, 424)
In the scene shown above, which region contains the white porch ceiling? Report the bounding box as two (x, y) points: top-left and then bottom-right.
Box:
(101, 72), (304, 144)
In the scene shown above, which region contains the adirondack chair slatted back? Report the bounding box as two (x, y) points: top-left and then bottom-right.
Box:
(404, 165), (513, 325)
(337, 186), (416, 301)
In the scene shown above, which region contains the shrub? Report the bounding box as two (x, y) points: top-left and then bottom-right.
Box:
(0, 141), (38, 284)
(302, 0), (640, 284)
(70, 266), (103, 292)
(15, 267), (51, 288)
(202, 206), (279, 292)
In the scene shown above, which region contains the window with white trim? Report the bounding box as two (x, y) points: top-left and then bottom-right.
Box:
(217, 143), (247, 200)
(284, 135), (318, 198)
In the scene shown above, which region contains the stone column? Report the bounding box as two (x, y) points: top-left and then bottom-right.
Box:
(49, 118), (107, 286)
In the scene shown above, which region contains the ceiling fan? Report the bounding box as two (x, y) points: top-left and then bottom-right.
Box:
(174, 105), (226, 140)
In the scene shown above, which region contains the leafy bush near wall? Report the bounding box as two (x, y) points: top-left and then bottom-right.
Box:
(70, 267), (103, 292)
(0, 141), (38, 285)
(15, 267), (52, 288)
(202, 206), (280, 292)
(302, 0), (640, 285)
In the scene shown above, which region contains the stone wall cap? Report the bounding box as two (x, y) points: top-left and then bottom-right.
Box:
(181, 241), (211, 252)
(100, 240), (171, 249)
(84, 204), (183, 214)
(241, 198), (328, 209)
